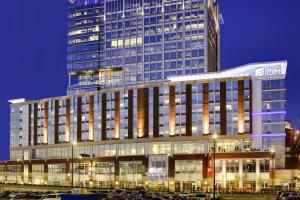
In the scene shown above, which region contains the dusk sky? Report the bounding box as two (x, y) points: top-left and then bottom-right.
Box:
(0, 0), (299, 160)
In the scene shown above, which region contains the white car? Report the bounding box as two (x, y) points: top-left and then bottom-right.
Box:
(9, 192), (27, 199)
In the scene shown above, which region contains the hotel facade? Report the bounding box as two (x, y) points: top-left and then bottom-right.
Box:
(0, 0), (291, 193)
(5, 61), (287, 192)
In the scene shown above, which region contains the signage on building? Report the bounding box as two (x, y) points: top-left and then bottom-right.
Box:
(148, 167), (167, 179)
(148, 167), (164, 174)
(255, 65), (285, 80)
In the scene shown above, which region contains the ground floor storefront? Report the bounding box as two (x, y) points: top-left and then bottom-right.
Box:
(0, 151), (276, 192)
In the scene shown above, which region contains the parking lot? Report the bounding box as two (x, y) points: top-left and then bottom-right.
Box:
(0, 189), (279, 200)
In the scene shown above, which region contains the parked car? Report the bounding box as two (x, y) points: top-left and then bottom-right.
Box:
(151, 197), (165, 200)
(8, 192), (28, 199)
(179, 192), (189, 199)
(284, 192), (300, 200)
(41, 193), (61, 200)
(191, 193), (206, 200)
(280, 192), (293, 200)
(286, 196), (300, 200)
(276, 191), (294, 200)
(154, 192), (162, 197)
(114, 189), (127, 196)
(207, 192), (222, 200)
(0, 191), (10, 198)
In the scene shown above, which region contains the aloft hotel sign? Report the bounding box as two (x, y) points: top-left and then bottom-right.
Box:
(255, 64), (286, 80)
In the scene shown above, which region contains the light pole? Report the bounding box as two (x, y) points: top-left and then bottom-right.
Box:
(212, 134), (218, 200)
(16, 158), (21, 184)
(71, 141), (77, 188)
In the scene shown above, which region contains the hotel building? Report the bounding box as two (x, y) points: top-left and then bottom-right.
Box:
(0, 0), (291, 193)
(4, 61), (287, 192)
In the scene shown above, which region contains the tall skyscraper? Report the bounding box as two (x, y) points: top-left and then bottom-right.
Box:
(67, 0), (221, 94)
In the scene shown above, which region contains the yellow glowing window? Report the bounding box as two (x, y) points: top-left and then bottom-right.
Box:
(117, 39), (123, 47)
(112, 40), (118, 47)
(124, 39), (130, 46)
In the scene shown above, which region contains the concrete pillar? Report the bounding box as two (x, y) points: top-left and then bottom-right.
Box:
(222, 160), (227, 189)
(180, 181), (183, 192)
(269, 158), (275, 187)
(44, 163), (48, 185)
(252, 80), (263, 149)
(239, 139), (244, 151)
(255, 159), (260, 192)
(24, 164), (28, 184)
(204, 140), (209, 155)
(239, 160), (243, 190)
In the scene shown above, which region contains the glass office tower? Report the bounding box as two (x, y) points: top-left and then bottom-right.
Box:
(67, 0), (221, 94)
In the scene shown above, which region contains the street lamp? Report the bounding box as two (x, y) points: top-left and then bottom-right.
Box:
(71, 141), (77, 188)
(212, 134), (218, 200)
(16, 158), (21, 184)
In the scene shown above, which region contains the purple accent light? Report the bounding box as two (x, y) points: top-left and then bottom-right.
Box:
(251, 133), (286, 138)
(252, 111), (286, 116)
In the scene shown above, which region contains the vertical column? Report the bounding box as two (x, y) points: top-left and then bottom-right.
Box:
(220, 81), (227, 135)
(255, 159), (260, 192)
(128, 90), (133, 139)
(65, 98), (71, 143)
(28, 104), (32, 146)
(269, 157), (275, 187)
(239, 139), (244, 151)
(115, 159), (120, 178)
(33, 103), (38, 145)
(66, 161), (71, 185)
(202, 156), (209, 178)
(202, 83), (209, 135)
(249, 80), (253, 134)
(238, 80), (245, 134)
(153, 87), (159, 138)
(28, 164), (32, 184)
(239, 160), (243, 189)
(44, 101), (48, 144)
(89, 95), (94, 141)
(222, 160), (227, 189)
(54, 100), (59, 144)
(252, 80), (262, 148)
(77, 96), (82, 142)
(44, 163), (48, 184)
(169, 86), (176, 136)
(114, 92), (120, 139)
(169, 156), (175, 178)
(137, 88), (149, 138)
(101, 94), (107, 141)
(186, 84), (192, 136)
(142, 157), (149, 175)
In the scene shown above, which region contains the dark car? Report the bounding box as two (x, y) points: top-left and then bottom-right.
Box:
(0, 191), (10, 198)
(276, 191), (294, 200)
(279, 192), (293, 200)
(143, 194), (154, 200)
(286, 197), (300, 200)
(114, 189), (127, 196)
(138, 190), (146, 196)
(151, 197), (165, 200)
